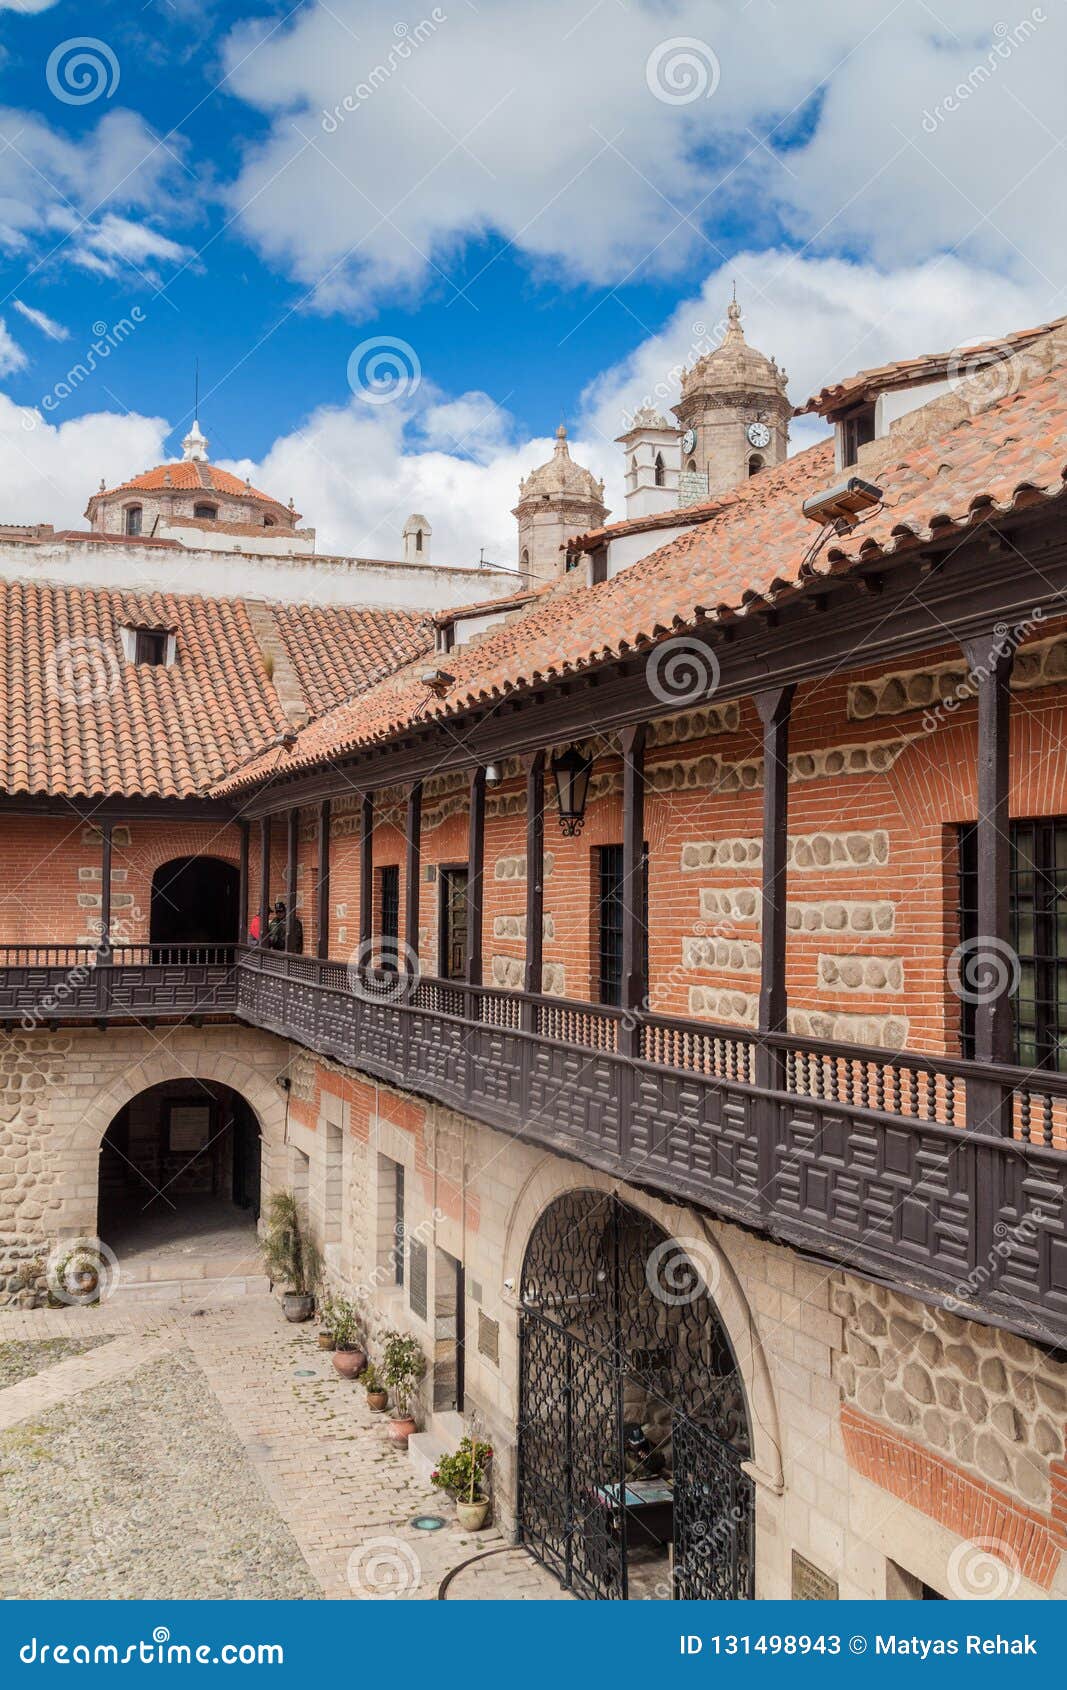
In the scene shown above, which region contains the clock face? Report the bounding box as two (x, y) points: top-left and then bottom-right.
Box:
(747, 421), (772, 449)
(680, 428), (697, 456)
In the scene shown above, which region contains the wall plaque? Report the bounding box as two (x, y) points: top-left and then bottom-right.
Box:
(168, 1104), (211, 1154)
(478, 1309), (500, 1365)
(408, 1238), (428, 1321)
(792, 1550), (839, 1601)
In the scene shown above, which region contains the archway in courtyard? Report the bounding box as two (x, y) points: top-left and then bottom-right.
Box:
(97, 1079), (261, 1270)
(149, 856), (239, 946)
(518, 1191), (753, 1602)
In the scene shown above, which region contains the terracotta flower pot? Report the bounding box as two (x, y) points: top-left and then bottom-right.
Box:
(366, 1389), (388, 1412)
(317, 1331), (336, 1351)
(331, 1347), (367, 1379)
(282, 1291), (314, 1323)
(387, 1414), (417, 1445)
(456, 1498), (490, 1532)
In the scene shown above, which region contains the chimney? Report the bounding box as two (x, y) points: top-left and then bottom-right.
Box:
(403, 513), (431, 565)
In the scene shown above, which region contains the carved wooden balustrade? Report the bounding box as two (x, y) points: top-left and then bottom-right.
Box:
(234, 945), (1067, 1351)
(1, 940), (1065, 1349)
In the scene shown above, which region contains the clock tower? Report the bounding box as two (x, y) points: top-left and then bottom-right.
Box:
(672, 296), (790, 500)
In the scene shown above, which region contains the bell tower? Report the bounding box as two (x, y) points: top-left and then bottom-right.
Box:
(513, 425), (608, 582)
(672, 297), (790, 500)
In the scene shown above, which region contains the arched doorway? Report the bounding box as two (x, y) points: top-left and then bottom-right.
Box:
(97, 1079), (261, 1266)
(150, 856), (239, 946)
(518, 1191), (753, 1601)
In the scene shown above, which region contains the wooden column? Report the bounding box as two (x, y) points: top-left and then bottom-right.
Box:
(466, 766), (486, 987)
(316, 799), (331, 960)
(620, 725), (647, 1049)
(258, 816), (271, 944)
(237, 819), (250, 945)
(524, 751), (545, 1003)
(404, 781), (423, 978)
(755, 685), (795, 1090)
(99, 821), (113, 954)
(960, 630), (1015, 1138)
(285, 807), (299, 952)
(359, 791), (374, 960)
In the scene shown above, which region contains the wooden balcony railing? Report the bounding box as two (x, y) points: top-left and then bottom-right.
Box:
(233, 945), (1067, 1351)
(1, 941), (1066, 1348)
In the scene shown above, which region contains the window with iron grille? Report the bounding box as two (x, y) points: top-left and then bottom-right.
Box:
(596, 844), (648, 1007)
(394, 1163), (405, 1288)
(959, 819), (1067, 1071)
(379, 864), (400, 969)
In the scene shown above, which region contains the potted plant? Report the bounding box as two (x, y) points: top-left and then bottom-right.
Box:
(362, 1363), (388, 1412)
(329, 1297), (368, 1378)
(431, 1433), (492, 1531)
(260, 1190), (322, 1322)
(316, 1294), (337, 1350)
(380, 1329), (426, 1444)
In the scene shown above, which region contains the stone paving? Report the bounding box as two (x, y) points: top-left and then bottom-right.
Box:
(0, 1295), (570, 1601)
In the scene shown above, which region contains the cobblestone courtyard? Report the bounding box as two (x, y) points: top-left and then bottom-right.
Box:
(0, 1297), (569, 1601)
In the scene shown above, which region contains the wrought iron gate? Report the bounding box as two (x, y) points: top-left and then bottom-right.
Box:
(517, 1191), (754, 1601)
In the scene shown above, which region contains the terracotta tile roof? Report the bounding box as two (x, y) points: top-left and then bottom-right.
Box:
(570, 495), (739, 550)
(94, 461), (294, 514)
(270, 604), (432, 720)
(798, 316), (1067, 417)
(0, 581), (432, 799)
(434, 584), (545, 626)
(217, 350), (1067, 792)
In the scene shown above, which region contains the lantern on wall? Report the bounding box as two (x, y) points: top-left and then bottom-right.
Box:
(550, 743), (593, 836)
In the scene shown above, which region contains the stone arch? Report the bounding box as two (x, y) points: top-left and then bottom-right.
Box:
(502, 1157), (784, 1492)
(59, 1040), (288, 1241)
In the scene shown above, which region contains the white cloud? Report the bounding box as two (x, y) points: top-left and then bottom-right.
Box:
(12, 299), (68, 341)
(0, 107), (190, 283)
(65, 213), (194, 284)
(0, 321), (27, 377)
(0, 250), (1055, 561)
(581, 251), (1056, 459)
(0, 393), (167, 527)
(0, 1), (61, 11)
(220, 0), (1067, 316)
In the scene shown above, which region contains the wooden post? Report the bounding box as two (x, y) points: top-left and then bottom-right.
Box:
(99, 821), (113, 954)
(285, 807), (299, 952)
(620, 724), (647, 1053)
(960, 631), (1015, 1136)
(755, 685), (795, 1090)
(316, 799), (331, 960)
(466, 766), (486, 987)
(359, 791), (374, 960)
(258, 816), (271, 945)
(405, 781), (422, 978)
(237, 819), (249, 946)
(524, 752), (545, 1006)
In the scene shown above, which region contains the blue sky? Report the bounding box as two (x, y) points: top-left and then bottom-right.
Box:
(0, 0), (1062, 562)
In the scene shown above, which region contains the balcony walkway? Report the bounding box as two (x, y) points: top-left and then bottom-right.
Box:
(4, 943), (1067, 1351)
